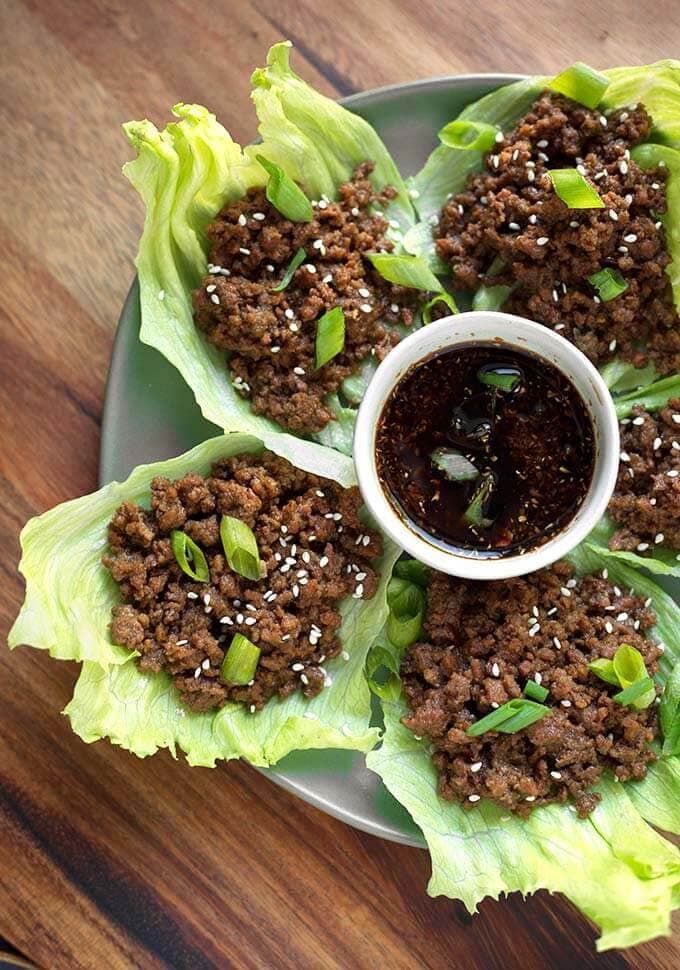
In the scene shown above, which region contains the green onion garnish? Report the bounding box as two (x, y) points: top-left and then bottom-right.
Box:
(466, 698), (550, 737)
(315, 306), (345, 369)
(613, 676), (655, 708)
(548, 62), (610, 109)
(477, 365), (521, 392)
(393, 558), (431, 588)
(660, 661), (680, 756)
(523, 680), (549, 703)
(365, 252), (442, 292)
(588, 268), (629, 302)
(588, 657), (620, 686)
(431, 447), (479, 483)
(464, 471), (495, 527)
(547, 169), (604, 209)
(438, 119), (498, 152)
(221, 633), (261, 686)
(386, 577), (424, 649)
(220, 515), (262, 581)
(170, 530), (210, 583)
(255, 154), (313, 222)
(613, 643), (648, 687)
(365, 642), (402, 702)
(272, 247), (307, 292)
(422, 291), (458, 324)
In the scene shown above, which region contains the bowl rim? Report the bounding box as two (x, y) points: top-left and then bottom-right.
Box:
(353, 310), (620, 581)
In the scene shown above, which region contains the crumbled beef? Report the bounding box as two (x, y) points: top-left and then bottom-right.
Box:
(401, 562), (661, 817)
(608, 398), (680, 552)
(436, 92), (679, 374)
(193, 163), (419, 435)
(104, 452), (382, 712)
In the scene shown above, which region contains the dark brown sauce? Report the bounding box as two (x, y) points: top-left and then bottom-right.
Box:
(376, 344), (595, 558)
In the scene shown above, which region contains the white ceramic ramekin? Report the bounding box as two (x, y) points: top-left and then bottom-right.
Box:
(354, 310), (620, 581)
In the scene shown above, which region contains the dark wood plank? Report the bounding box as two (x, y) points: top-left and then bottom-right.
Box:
(2, 0), (679, 966)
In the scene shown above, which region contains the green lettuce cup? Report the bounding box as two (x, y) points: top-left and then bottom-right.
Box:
(366, 543), (680, 951)
(123, 42), (423, 456)
(9, 432), (399, 768)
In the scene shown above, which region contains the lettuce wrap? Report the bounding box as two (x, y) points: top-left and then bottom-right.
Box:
(366, 544), (680, 951)
(123, 42), (420, 457)
(9, 432), (400, 767)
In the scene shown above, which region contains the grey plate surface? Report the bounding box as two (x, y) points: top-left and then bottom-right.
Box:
(100, 73), (525, 847)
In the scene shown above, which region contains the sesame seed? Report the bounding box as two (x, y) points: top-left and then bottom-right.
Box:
(550, 771), (562, 780)
(266, 264), (274, 272)
(293, 584), (300, 598)
(390, 303), (399, 313)
(569, 220), (579, 228)
(358, 287), (370, 298)
(202, 658), (210, 670)
(239, 247), (251, 255)
(289, 322), (299, 331)
(616, 612), (629, 622)
(620, 451), (630, 463)
(470, 762), (483, 772)
(271, 346), (280, 354)
(566, 579), (577, 589)
(293, 366), (306, 376)
(604, 622), (613, 634)
(491, 702), (499, 709)
(253, 212), (265, 221)
(653, 436), (662, 450)
(561, 699), (572, 708)
(509, 221), (520, 231)
(300, 673), (309, 685)
(158, 289), (165, 301)
(619, 160), (628, 175)
(194, 667), (201, 679)
(319, 556), (329, 568)
(525, 796), (536, 802)
(608, 209), (618, 221)
(312, 239), (324, 250)
(599, 115), (608, 127)
(220, 616), (233, 626)
(527, 169), (535, 182)
(623, 233), (637, 243)
(655, 533), (665, 544)
(560, 587), (572, 597)
(354, 584), (364, 599)
(292, 663), (304, 672)
(318, 200), (328, 209)
(618, 245), (628, 254)
(652, 182), (660, 190)
(491, 154), (499, 169)
(554, 323), (565, 331)
(187, 592), (198, 600)
(491, 662), (500, 677)
(284, 308), (294, 320)
(176, 639), (188, 646)
(409, 188), (420, 199)
(305, 264), (317, 274)
(672, 414), (680, 424)
(249, 704), (256, 714)
(210, 293), (220, 305)
(360, 303), (372, 313)
(244, 617), (256, 626)
(324, 675), (332, 687)
(468, 794), (481, 803)
(529, 214), (537, 225)
(206, 284), (217, 294)
(632, 416), (645, 426)
(553, 637), (561, 649)
(624, 193), (633, 205)
(236, 613), (244, 624)
(529, 623), (540, 637)
(609, 339), (617, 352)
(668, 470), (679, 477)
(350, 206), (359, 216)
(576, 164), (586, 176)
(547, 607), (557, 616)
(238, 213), (247, 226)
(536, 236), (549, 246)
(534, 672), (542, 685)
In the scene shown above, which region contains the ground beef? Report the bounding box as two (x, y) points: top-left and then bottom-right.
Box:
(608, 398), (680, 552)
(193, 163), (419, 435)
(401, 562), (662, 817)
(103, 452), (382, 713)
(436, 92), (679, 374)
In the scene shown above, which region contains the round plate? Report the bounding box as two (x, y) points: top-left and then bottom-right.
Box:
(101, 73), (524, 847)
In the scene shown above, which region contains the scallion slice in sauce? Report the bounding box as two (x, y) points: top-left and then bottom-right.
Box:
(221, 633), (261, 685)
(365, 252), (442, 291)
(548, 169), (604, 209)
(463, 471), (495, 527)
(315, 306), (345, 369)
(466, 698), (550, 737)
(477, 365), (521, 392)
(422, 291), (458, 324)
(548, 62), (610, 109)
(523, 680), (549, 703)
(431, 447), (479, 483)
(588, 268), (629, 302)
(255, 154), (313, 222)
(170, 530), (210, 583)
(220, 515), (262, 581)
(272, 247), (307, 292)
(438, 119), (498, 152)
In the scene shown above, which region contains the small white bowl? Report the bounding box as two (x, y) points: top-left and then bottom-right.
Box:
(354, 310), (620, 581)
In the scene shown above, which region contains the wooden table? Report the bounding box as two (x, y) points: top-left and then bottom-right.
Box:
(2, 1), (679, 966)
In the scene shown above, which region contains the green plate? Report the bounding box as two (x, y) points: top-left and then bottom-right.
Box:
(100, 73), (524, 846)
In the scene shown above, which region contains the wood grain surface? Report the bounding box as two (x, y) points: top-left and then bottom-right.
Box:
(1, 1), (679, 967)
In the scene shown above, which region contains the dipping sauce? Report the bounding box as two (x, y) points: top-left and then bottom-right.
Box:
(375, 344), (595, 558)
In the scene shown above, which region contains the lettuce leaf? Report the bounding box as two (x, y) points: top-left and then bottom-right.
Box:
(601, 61), (680, 147)
(9, 432), (400, 767)
(367, 542), (680, 950)
(630, 142), (680, 305)
(122, 43), (418, 456)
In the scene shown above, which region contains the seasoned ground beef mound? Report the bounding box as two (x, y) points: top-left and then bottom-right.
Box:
(193, 163), (417, 435)
(436, 92), (679, 374)
(608, 398), (680, 552)
(104, 452), (382, 713)
(401, 562), (661, 817)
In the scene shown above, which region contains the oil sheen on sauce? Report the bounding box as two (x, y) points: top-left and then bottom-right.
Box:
(376, 344), (595, 558)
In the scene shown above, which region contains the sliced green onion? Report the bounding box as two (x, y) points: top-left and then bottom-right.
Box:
(255, 154), (313, 222)
(613, 643), (648, 687)
(365, 642), (402, 702)
(365, 252), (442, 291)
(466, 698), (550, 737)
(477, 365), (521, 392)
(473, 283), (513, 312)
(464, 472), (495, 527)
(660, 661), (680, 756)
(221, 633), (261, 685)
(170, 530), (209, 583)
(315, 306), (345, 369)
(548, 169), (604, 209)
(393, 558), (431, 588)
(422, 291), (458, 324)
(431, 447), (479, 483)
(523, 680), (549, 702)
(548, 62), (610, 109)
(272, 247), (307, 292)
(588, 268), (629, 302)
(438, 119), (498, 152)
(386, 577), (424, 649)
(613, 676), (655, 709)
(220, 515), (262, 582)
(588, 657), (619, 686)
